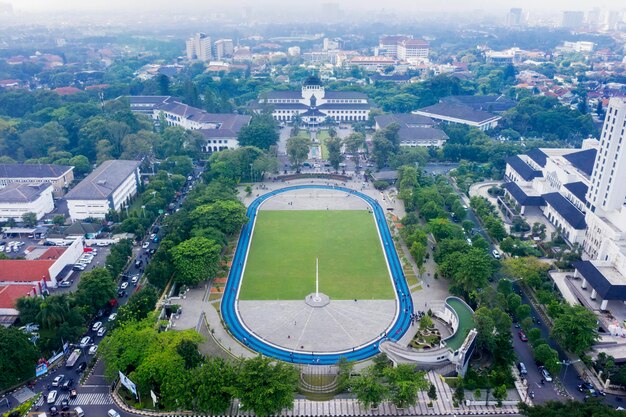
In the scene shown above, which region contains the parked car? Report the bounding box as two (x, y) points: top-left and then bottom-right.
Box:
(578, 382), (594, 392)
(492, 249), (501, 259)
(73, 264), (86, 271)
(142, 242), (150, 249)
(108, 313), (117, 321)
(88, 345), (98, 355)
(91, 321), (102, 331)
(518, 330), (528, 342)
(131, 275), (139, 284)
(52, 375), (65, 387)
(59, 280), (72, 288)
(97, 327), (107, 337)
(120, 282), (128, 290)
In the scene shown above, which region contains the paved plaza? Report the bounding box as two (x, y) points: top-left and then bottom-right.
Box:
(238, 299), (396, 352)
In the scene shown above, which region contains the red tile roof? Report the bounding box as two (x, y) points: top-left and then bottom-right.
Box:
(38, 247), (66, 260)
(53, 87), (82, 95)
(0, 260), (54, 282)
(0, 285), (36, 309)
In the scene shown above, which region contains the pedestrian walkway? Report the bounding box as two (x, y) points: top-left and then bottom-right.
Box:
(36, 392), (113, 406)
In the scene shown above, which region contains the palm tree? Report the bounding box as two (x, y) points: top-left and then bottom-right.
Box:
(36, 295), (71, 329)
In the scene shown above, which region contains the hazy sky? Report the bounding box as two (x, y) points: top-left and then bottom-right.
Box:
(5, 0), (626, 13)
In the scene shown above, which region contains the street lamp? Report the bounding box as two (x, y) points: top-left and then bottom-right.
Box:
(560, 359), (582, 380)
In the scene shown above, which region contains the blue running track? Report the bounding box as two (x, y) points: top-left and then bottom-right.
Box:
(222, 185), (413, 364)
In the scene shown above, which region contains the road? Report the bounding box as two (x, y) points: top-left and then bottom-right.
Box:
(4, 171), (201, 417)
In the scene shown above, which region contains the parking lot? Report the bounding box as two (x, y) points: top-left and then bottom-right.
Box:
(52, 246), (111, 294)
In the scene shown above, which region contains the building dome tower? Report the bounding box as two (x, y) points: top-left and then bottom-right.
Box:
(301, 74), (325, 101)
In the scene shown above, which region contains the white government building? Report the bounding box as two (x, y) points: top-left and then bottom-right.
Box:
(0, 182), (54, 221)
(65, 160), (141, 221)
(254, 75), (371, 126)
(504, 98), (626, 312)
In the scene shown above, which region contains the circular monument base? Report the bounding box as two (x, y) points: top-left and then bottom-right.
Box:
(305, 293), (330, 308)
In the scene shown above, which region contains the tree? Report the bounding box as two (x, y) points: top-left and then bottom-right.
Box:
(21, 212), (37, 227)
(189, 200), (247, 236)
(383, 365), (429, 408)
(0, 327), (40, 390)
(450, 248), (494, 296)
(16, 296), (42, 324)
(52, 215), (66, 226)
(74, 268), (117, 314)
(492, 384), (507, 407)
(286, 136), (311, 171)
(177, 339), (204, 369)
(351, 371), (388, 409)
(326, 135), (343, 171)
(192, 357), (237, 414)
(237, 116), (279, 150)
(533, 344), (560, 375)
(171, 237), (222, 286)
(234, 356), (299, 417)
(427, 384), (437, 402)
(506, 293), (521, 313)
(114, 286), (159, 325)
(515, 304), (531, 321)
(552, 304), (599, 355)
(344, 132), (365, 167)
(519, 400), (626, 417)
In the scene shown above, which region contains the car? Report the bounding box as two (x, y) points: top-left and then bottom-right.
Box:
(107, 409), (121, 417)
(149, 248), (156, 255)
(91, 321), (102, 331)
(578, 382), (594, 392)
(492, 249), (501, 259)
(518, 330), (528, 342)
(152, 236), (159, 243)
(513, 322), (521, 328)
(88, 345), (98, 355)
(73, 264), (86, 271)
(74, 406), (85, 417)
(61, 379), (73, 390)
(60, 399), (70, 411)
(58, 280), (72, 288)
(540, 367), (553, 382)
(120, 282), (128, 290)
(108, 313), (117, 321)
(131, 275), (139, 284)
(96, 241), (109, 247)
(48, 406), (59, 416)
(97, 327), (107, 337)
(142, 241), (150, 249)
(117, 289), (126, 298)
(134, 259), (142, 268)
(76, 363), (87, 373)
(150, 233), (157, 240)
(79, 336), (91, 348)
(466, 238), (472, 246)
(52, 375), (65, 387)
(47, 390), (58, 404)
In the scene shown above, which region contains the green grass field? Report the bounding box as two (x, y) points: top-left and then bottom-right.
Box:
(240, 210), (394, 300)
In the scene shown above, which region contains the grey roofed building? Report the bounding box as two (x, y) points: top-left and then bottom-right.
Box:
(0, 164), (72, 179)
(502, 181), (545, 206)
(506, 156), (543, 181)
(564, 181), (589, 204)
(563, 148), (597, 177)
(541, 192), (587, 230)
(126, 95), (178, 113)
(0, 183), (52, 203)
(415, 102), (500, 124)
(441, 95), (516, 114)
(573, 260), (626, 301)
(65, 160), (140, 200)
(525, 148), (548, 168)
(375, 114), (435, 129)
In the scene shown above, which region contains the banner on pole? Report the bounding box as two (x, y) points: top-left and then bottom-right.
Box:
(119, 371), (138, 398)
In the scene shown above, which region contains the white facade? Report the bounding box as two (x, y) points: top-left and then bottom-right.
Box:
(397, 40), (429, 61)
(214, 39), (234, 60)
(186, 33), (212, 62)
(0, 183), (54, 221)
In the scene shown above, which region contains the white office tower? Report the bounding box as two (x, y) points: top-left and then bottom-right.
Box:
(584, 98), (626, 260)
(186, 33), (212, 62)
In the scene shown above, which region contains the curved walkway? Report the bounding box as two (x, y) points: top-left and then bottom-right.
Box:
(222, 185), (413, 364)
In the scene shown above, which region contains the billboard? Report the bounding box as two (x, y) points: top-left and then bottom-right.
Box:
(35, 361), (48, 377)
(119, 371), (138, 398)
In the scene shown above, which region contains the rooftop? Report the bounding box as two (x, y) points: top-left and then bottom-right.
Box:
(0, 284), (36, 309)
(414, 102), (500, 124)
(441, 95), (516, 113)
(506, 155), (543, 181)
(0, 183), (52, 203)
(563, 148), (597, 177)
(503, 181), (545, 206)
(525, 148), (548, 168)
(0, 260), (55, 282)
(444, 297), (475, 352)
(573, 260), (626, 300)
(375, 113), (435, 129)
(564, 181), (589, 204)
(65, 160), (140, 201)
(542, 192), (587, 229)
(0, 163), (73, 179)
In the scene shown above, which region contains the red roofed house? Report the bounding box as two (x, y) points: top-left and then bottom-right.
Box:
(0, 284), (37, 324)
(54, 86), (82, 96)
